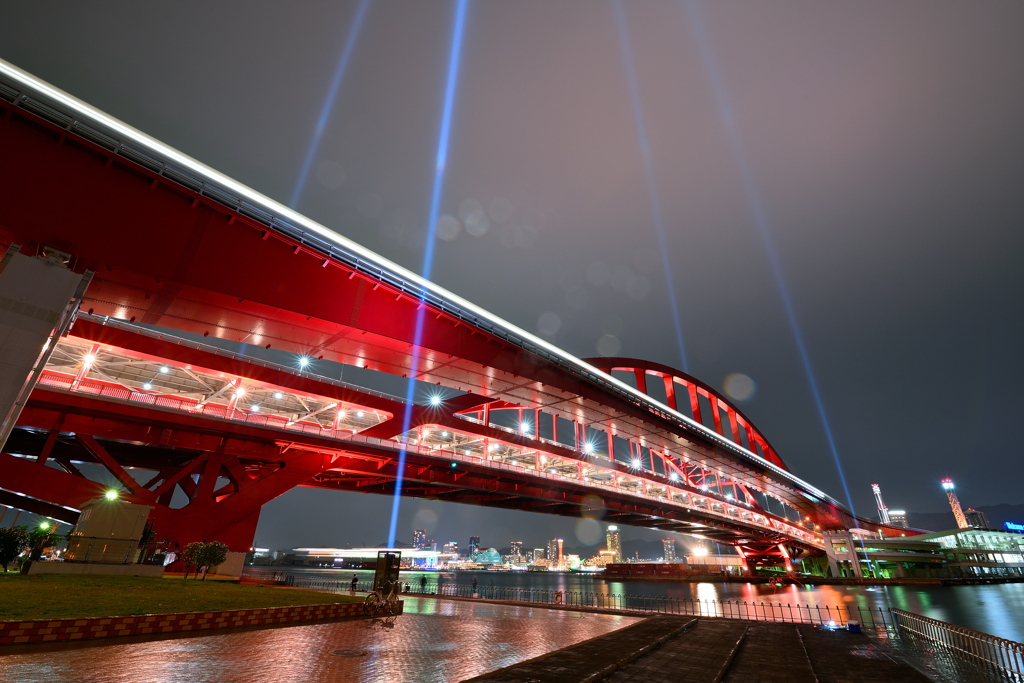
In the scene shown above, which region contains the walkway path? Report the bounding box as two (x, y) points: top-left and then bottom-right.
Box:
(0, 597), (638, 683)
(468, 617), (932, 683)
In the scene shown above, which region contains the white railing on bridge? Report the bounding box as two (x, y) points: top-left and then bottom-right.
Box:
(38, 366), (819, 548)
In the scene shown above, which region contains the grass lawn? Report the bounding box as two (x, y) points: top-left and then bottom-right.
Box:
(0, 573), (360, 621)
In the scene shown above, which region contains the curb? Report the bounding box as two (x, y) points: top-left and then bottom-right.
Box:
(0, 600), (400, 646)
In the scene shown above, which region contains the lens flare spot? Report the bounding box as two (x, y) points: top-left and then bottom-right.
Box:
(436, 214), (462, 242)
(538, 311), (562, 336)
(723, 373), (757, 401)
(575, 518), (602, 546)
(488, 196), (513, 224)
(581, 494), (605, 520)
(413, 507), (439, 534)
(316, 160), (346, 189)
(586, 261), (611, 287)
(596, 334), (621, 357)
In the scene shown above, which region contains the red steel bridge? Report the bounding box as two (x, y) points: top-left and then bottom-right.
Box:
(0, 60), (905, 572)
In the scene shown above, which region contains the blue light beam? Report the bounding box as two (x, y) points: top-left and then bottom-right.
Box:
(682, 0), (857, 515)
(289, 0), (372, 209)
(613, 0), (690, 374)
(387, 0), (470, 549)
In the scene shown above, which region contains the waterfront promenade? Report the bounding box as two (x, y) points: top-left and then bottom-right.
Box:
(1, 593), (995, 682)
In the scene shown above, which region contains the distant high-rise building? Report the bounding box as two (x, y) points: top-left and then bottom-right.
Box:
(413, 530), (426, 550)
(606, 525), (622, 563)
(965, 508), (990, 528)
(442, 541), (459, 554)
(888, 511), (909, 529)
(510, 541), (523, 557)
(547, 538), (563, 567)
(428, 539), (437, 552)
(469, 535), (480, 554)
(662, 538), (677, 562)
(532, 548), (544, 562)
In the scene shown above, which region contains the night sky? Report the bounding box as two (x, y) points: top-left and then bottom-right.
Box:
(4, 2), (1023, 553)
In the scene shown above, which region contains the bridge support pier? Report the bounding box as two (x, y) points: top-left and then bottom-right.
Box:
(0, 245), (90, 450)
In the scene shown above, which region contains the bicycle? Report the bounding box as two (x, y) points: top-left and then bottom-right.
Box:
(363, 579), (401, 616)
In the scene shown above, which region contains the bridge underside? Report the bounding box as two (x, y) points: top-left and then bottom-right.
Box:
(5, 383), (814, 558)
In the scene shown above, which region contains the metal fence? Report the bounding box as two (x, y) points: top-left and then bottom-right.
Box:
(892, 608), (1024, 680)
(240, 570), (893, 630)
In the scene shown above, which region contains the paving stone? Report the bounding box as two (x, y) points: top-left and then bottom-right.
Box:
(0, 597), (640, 683)
(608, 620), (748, 683)
(723, 623), (816, 683)
(464, 616), (694, 683)
(796, 623), (932, 683)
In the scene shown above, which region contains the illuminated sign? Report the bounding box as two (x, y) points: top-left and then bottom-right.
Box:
(1004, 522), (1024, 532)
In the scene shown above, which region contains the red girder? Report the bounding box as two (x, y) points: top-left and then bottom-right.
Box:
(586, 357), (788, 470)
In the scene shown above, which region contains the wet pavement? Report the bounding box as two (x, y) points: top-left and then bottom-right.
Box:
(0, 597), (639, 683)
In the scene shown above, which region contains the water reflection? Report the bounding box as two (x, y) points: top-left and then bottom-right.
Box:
(284, 568), (1024, 642)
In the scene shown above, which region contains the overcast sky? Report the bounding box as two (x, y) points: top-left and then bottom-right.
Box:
(4, 1), (1023, 551)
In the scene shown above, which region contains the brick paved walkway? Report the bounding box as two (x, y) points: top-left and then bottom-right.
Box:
(0, 597), (639, 682)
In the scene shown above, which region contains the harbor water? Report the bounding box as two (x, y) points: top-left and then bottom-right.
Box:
(277, 567), (1024, 643)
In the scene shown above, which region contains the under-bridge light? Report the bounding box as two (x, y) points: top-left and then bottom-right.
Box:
(450, 462), (458, 468)
(520, 422), (531, 434)
(583, 442), (594, 454)
(38, 520), (50, 530)
(298, 356), (311, 368)
(143, 383), (153, 391)
(104, 489), (119, 501)
(670, 472), (679, 481)
(700, 485), (709, 491)
(159, 366), (170, 374)
(357, 411), (364, 418)
(429, 395), (442, 406)
(274, 392), (284, 400)
(631, 458), (641, 469)
(83, 354), (96, 365)
(251, 404), (260, 412)
(235, 387), (246, 397)
(692, 546), (708, 557)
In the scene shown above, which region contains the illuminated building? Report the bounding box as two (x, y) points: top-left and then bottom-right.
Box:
(965, 508), (991, 529)
(413, 529), (426, 550)
(547, 538), (563, 567)
(469, 535), (480, 554)
(888, 511), (909, 529)
(662, 538), (676, 561)
(606, 525), (622, 563)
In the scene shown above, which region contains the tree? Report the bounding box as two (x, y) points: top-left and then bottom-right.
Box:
(182, 541), (229, 579)
(0, 526), (31, 572)
(197, 542), (229, 580)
